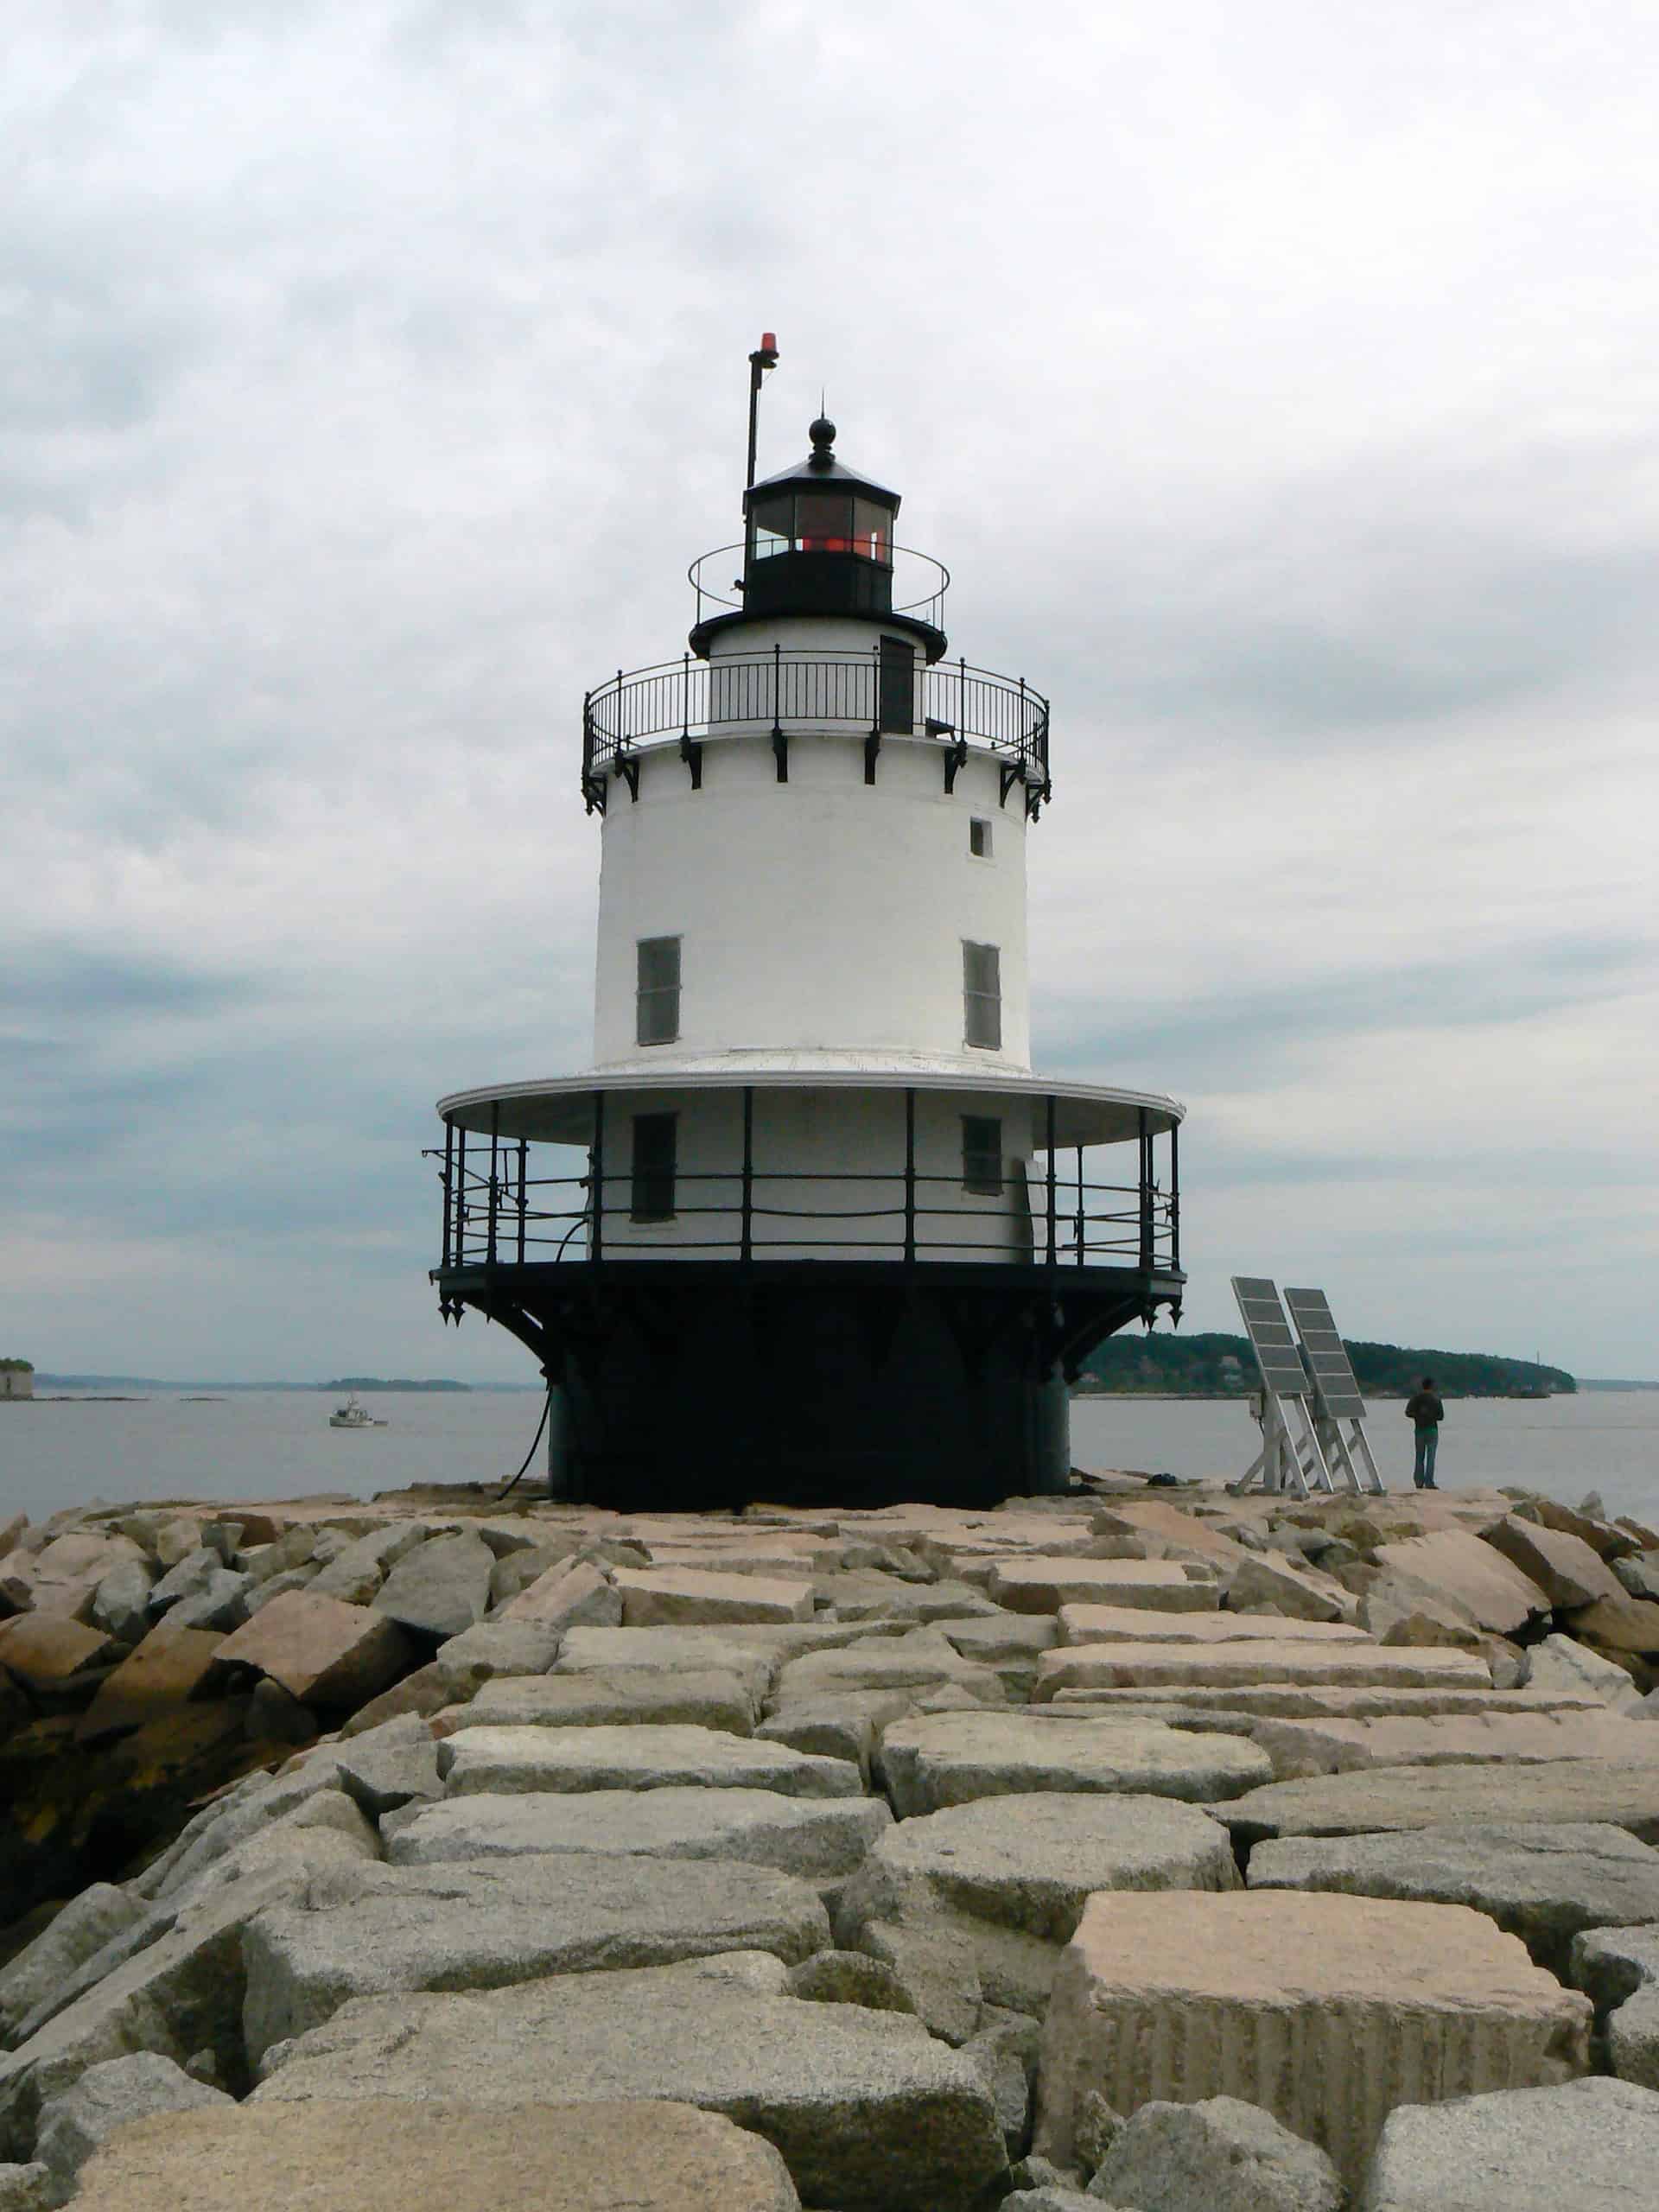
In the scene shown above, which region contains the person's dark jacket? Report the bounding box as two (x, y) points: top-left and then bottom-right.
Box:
(1405, 1389), (1445, 1427)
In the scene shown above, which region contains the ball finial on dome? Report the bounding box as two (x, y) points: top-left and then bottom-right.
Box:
(809, 415), (836, 450)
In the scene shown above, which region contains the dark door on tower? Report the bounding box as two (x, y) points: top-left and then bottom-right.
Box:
(878, 637), (915, 734)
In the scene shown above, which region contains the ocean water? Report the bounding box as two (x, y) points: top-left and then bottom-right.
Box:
(2, 1385), (1656, 1528)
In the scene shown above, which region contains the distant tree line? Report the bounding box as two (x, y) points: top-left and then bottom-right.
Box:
(0, 1358), (33, 1372)
(319, 1376), (471, 1393)
(1074, 1332), (1575, 1397)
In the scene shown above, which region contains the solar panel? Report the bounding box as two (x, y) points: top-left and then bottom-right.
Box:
(1230, 1277), (1312, 1398)
(1284, 1287), (1367, 1421)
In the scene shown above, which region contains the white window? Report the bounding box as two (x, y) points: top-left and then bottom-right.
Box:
(636, 937), (681, 1046)
(963, 941), (1001, 1051)
(969, 817), (993, 859)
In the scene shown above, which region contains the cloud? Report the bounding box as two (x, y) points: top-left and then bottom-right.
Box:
(2, 0), (1656, 1381)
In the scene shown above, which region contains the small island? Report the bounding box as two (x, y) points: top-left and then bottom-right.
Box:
(1073, 1332), (1574, 1398)
(315, 1376), (472, 1393)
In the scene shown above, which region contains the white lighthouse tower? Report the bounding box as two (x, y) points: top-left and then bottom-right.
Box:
(433, 347), (1185, 1508)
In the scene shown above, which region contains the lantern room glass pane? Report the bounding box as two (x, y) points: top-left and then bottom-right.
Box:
(853, 499), (893, 565)
(795, 493), (855, 552)
(750, 495), (791, 560)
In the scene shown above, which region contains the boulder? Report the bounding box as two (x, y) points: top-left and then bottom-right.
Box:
(5, 1533), (144, 1623)
(817, 1575), (997, 1623)
(1223, 1555), (1347, 1623)
(251, 1953), (1007, 2211)
(1059, 1606), (1363, 1649)
(385, 1786), (890, 1880)
(1249, 1821), (1659, 1974)
(756, 1691), (916, 1778)
(451, 1666), (754, 1736)
(614, 1567), (814, 1627)
(338, 1662), (452, 1736)
(0, 1616), (124, 1693)
(240, 1854), (831, 2065)
(1247, 1709), (1659, 1783)
(308, 1523), (429, 1604)
(0, 2164), (54, 2211)
(876, 1712), (1272, 1816)
(213, 1591), (415, 1710)
(0, 1864), (316, 2155)
(836, 1791), (1237, 2016)
(1529, 1497), (1639, 1560)
(1090, 2094), (1343, 2212)
(66, 2098), (804, 2211)
(1567, 1595), (1659, 1655)
(437, 1723), (861, 1799)
(555, 1625), (776, 1700)
(74, 1618), (226, 1744)
(1216, 1758), (1659, 1846)
(89, 1558), (157, 1643)
(783, 1950), (914, 2012)
(990, 1560), (1218, 1615)
(431, 1621), (563, 1700)
(1039, 1643), (1491, 1697)
(1569, 1922), (1659, 2089)
(1357, 2075), (1659, 2211)
(1370, 1531), (1549, 1636)
(372, 1534), (494, 1640)
(499, 1559), (622, 1632)
(1481, 1518), (1627, 1609)
(839, 1791), (1237, 1944)
(34, 2052), (232, 2189)
(772, 1633), (1006, 1707)
(1035, 1891), (1590, 2188)
(0, 1886), (146, 2044)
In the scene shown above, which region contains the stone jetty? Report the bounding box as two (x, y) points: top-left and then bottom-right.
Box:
(3, 1473), (1659, 2208)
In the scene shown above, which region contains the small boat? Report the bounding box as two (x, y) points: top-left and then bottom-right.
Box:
(328, 1392), (387, 1430)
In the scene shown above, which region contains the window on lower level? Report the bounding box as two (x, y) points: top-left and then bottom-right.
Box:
(962, 1116), (1003, 1196)
(636, 936), (681, 1046)
(963, 940), (1001, 1050)
(969, 817), (993, 859)
(630, 1112), (677, 1222)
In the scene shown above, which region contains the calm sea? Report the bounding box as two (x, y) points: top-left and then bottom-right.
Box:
(2, 1387), (1656, 1529)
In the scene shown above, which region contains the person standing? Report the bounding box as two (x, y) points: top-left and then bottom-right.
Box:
(1405, 1376), (1445, 1488)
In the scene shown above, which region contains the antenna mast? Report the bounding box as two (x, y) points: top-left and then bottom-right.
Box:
(745, 332), (779, 565)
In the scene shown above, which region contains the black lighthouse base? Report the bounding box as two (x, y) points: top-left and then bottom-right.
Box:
(437, 1260), (1184, 1512)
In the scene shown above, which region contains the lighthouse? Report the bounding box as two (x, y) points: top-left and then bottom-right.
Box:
(431, 347), (1185, 1509)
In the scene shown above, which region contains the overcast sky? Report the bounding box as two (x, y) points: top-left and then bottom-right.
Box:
(3, 0), (1656, 1384)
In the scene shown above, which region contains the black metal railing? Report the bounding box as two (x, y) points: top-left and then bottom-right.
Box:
(582, 646), (1050, 817)
(688, 542), (950, 631)
(432, 1104), (1178, 1278)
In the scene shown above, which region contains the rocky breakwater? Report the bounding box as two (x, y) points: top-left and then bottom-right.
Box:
(1, 1476), (1659, 2209)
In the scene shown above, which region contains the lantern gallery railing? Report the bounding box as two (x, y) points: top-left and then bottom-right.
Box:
(432, 1118), (1179, 1277)
(582, 648), (1051, 817)
(688, 543), (950, 632)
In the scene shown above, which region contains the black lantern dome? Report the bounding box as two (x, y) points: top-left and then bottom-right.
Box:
(688, 417), (945, 658)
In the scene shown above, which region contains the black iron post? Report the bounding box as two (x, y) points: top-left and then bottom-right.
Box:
(903, 1089), (917, 1263)
(455, 1124), (467, 1265)
(1170, 1121), (1181, 1273)
(441, 1119), (454, 1270)
(591, 1091), (606, 1265)
(486, 1103), (500, 1268)
(741, 1086), (754, 1263)
(1137, 1107), (1153, 1272)
(1045, 1095), (1058, 1266)
(1075, 1144), (1085, 1265)
(516, 1138), (528, 1265)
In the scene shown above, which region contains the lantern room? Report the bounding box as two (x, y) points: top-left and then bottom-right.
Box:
(724, 415), (943, 645)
